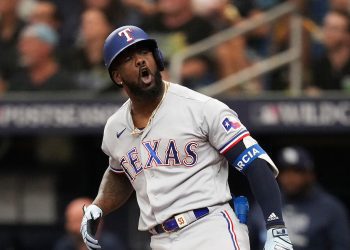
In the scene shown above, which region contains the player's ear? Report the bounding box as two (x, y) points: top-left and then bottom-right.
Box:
(111, 70), (123, 87)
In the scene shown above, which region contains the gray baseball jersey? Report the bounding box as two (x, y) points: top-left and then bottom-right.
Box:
(101, 81), (278, 231)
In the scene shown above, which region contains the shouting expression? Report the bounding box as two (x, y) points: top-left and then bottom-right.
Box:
(111, 42), (163, 100)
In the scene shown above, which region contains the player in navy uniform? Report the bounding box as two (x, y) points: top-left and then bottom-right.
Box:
(249, 146), (350, 250)
(80, 25), (293, 250)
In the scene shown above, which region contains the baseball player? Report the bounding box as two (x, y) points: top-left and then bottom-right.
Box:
(80, 25), (293, 250)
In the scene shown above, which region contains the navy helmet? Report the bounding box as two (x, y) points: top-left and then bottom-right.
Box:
(103, 25), (164, 71)
(276, 146), (314, 171)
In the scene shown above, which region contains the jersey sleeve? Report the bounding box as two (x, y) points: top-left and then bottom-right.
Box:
(202, 98), (278, 176)
(101, 122), (124, 174)
(202, 98), (249, 154)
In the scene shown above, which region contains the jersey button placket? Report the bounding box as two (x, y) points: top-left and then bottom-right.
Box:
(140, 130), (155, 178)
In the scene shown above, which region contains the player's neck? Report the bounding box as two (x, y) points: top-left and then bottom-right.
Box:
(130, 81), (168, 129)
(131, 98), (161, 126)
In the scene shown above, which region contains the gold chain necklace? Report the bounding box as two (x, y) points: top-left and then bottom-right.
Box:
(131, 81), (170, 135)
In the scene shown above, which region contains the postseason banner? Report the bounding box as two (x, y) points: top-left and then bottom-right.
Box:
(0, 100), (119, 134)
(0, 96), (349, 134)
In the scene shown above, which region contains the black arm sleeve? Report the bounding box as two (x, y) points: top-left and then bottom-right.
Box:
(243, 158), (285, 229)
(223, 140), (284, 228)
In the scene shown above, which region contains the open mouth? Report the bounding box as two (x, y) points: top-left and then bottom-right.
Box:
(140, 67), (152, 84)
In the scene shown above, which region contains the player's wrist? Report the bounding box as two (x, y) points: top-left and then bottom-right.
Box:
(265, 226), (293, 250)
(266, 221), (285, 230)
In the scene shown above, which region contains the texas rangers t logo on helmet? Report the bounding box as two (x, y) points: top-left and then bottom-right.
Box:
(118, 28), (134, 42)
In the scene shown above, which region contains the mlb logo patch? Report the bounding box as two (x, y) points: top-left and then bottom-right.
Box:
(222, 117), (241, 132)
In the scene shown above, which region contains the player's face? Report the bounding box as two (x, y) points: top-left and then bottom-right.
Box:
(112, 43), (163, 100)
(278, 169), (314, 198)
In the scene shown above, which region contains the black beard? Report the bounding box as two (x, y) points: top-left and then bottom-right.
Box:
(127, 70), (164, 100)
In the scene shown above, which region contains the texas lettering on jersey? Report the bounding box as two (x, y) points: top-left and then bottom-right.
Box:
(118, 139), (199, 181)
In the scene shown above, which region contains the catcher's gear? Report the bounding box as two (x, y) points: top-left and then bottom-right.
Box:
(103, 25), (164, 71)
(264, 227), (293, 250)
(80, 204), (103, 250)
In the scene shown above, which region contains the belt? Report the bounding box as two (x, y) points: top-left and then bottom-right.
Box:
(150, 207), (209, 234)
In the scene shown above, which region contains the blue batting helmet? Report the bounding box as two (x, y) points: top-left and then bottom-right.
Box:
(103, 25), (164, 71)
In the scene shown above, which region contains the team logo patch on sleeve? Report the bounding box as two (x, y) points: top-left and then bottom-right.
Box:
(222, 117), (241, 133)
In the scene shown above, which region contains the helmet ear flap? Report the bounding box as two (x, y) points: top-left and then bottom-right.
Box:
(153, 48), (165, 71)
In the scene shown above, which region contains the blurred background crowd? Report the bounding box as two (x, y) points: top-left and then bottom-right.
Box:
(0, 0), (350, 250)
(0, 0), (349, 95)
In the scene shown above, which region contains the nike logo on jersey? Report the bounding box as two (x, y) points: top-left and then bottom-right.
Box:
(116, 128), (126, 138)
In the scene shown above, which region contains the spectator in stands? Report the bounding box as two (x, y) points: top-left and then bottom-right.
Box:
(50, 0), (131, 52)
(53, 197), (126, 250)
(0, 77), (5, 94)
(28, 0), (64, 47)
(122, 0), (158, 17)
(49, 0), (82, 48)
(248, 146), (350, 250)
(331, 0), (350, 12)
(232, 0), (257, 17)
(265, 0), (313, 90)
(306, 0), (349, 59)
(191, 0), (263, 94)
(82, 0), (129, 27)
(0, 0), (25, 83)
(142, 0), (215, 54)
(6, 23), (77, 91)
(191, 0), (241, 29)
(308, 9), (350, 92)
(141, 0), (217, 89)
(62, 8), (114, 92)
(28, 0), (62, 31)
